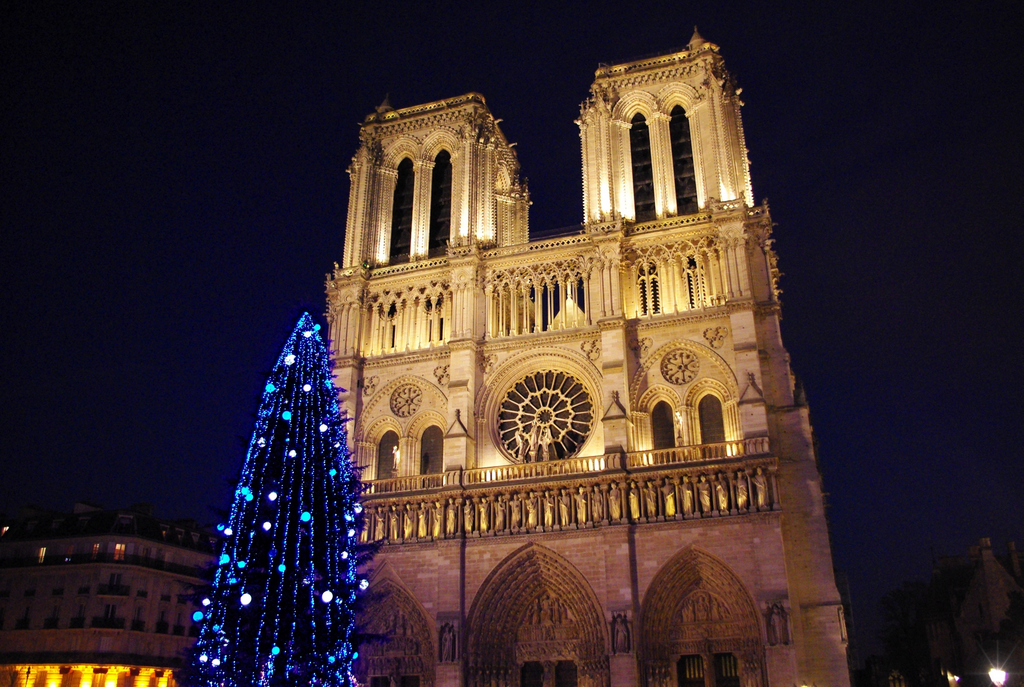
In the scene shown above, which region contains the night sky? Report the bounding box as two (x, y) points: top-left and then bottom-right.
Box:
(3, 0), (1021, 658)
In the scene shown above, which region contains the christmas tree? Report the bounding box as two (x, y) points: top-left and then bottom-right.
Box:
(188, 313), (369, 686)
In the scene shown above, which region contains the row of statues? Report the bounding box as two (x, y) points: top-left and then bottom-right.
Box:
(364, 467), (774, 542)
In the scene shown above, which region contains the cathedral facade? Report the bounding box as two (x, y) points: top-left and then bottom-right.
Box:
(328, 33), (850, 687)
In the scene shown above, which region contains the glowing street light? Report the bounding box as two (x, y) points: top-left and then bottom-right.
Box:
(988, 668), (1006, 687)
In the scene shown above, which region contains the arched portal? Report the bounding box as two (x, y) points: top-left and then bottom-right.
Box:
(466, 543), (609, 687)
(638, 548), (764, 687)
(355, 579), (436, 687)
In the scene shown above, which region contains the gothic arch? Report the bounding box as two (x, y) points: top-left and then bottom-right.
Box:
(612, 89), (659, 122)
(656, 82), (702, 116)
(421, 129), (460, 162)
(683, 378), (740, 443)
(358, 374), (448, 436)
(365, 415), (404, 446)
(382, 136), (422, 169)
(630, 339), (737, 406)
(406, 409), (448, 440)
(356, 576), (437, 687)
(638, 547), (764, 687)
(465, 543), (609, 687)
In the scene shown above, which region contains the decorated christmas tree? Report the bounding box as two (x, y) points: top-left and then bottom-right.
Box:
(188, 313), (369, 686)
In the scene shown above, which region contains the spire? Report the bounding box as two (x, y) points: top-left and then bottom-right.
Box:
(688, 26), (706, 50)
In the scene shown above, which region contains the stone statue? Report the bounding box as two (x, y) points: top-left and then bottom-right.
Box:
(526, 494), (538, 528)
(495, 496), (506, 531)
(463, 501), (474, 533)
(735, 473), (749, 511)
(538, 424), (555, 460)
(608, 483), (622, 520)
(612, 614), (631, 653)
(765, 603), (790, 645)
(515, 427), (530, 462)
(697, 476), (711, 513)
(716, 479), (728, 512)
(575, 487), (588, 523)
(543, 492), (554, 527)
(445, 498), (457, 536)
(417, 504), (427, 538)
(753, 468), (768, 509)
(559, 490), (571, 526)
(592, 485), (604, 521)
(629, 483), (641, 520)
(511, 495), (522, 529)
(645, 481), (657, 518)
(392, 444), (401, 473)
(440, 622), (456, 662)
(682, 478), (693, 515)
(432, 501), (443, 538)
(663, 482), (677, 517)
(374, 506), (385, 540)
(389, 505), (400, 540)
(528, 423), (541, 461)
(403, 504), (414, 539)
(479, 499), (489, 532)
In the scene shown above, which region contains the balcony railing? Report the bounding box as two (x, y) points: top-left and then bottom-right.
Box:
(0, 551), (207, 577)
(97, 584), (130, 596)
(69, 617), (85, 628)
(91, 616), (126, 629)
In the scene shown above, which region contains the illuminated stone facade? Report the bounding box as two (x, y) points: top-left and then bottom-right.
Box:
(329, 32), (850, 687)
(0, 504), (215, 687)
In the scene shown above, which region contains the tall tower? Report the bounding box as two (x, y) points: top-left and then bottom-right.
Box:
(328, 32), (850, 687)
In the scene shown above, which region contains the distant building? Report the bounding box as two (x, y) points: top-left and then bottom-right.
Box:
(0, 503), (217, 687)
(925, 537), (1023, 681)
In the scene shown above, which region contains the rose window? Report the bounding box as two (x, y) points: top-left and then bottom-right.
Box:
(390, 384), (423, 418)
(498, 370), (593, 462)
(660, 349), (700, 385)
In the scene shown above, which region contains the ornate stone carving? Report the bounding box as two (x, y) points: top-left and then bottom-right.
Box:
(703, 326), (728, 349)
(580, 339), (601, 361)
(660, 349), (700, 385)
(497, 370), (593, 462)
(390, 384), (423, 417)
(433, 364), (450, 386)
(363, 375), (379, 396)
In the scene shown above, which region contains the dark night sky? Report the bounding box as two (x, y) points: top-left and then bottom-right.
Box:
(2, 0), (1021, 658)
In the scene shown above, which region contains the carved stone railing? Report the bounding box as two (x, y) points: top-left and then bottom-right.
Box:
(359, 445), (780, 546)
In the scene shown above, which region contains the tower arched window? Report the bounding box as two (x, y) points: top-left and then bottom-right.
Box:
(670, 105), (698, 215)
(651, 401), (675, 450)
(428, 151), (452, 255)
(629, 113), (655, 222)
(377, 430), (399, 480)
(638, 262), (661, 316)
(389, 158), (414, 261)
(698, 395), (726, 444)
(419, 425), (444, 475)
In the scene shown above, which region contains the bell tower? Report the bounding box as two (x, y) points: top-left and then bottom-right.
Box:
(577, 29), (753, 225)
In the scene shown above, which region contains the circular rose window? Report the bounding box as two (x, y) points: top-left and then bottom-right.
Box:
(498, 370), (593, 462)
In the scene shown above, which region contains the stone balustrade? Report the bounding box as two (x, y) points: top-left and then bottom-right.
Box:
(359, 444), (779, 545)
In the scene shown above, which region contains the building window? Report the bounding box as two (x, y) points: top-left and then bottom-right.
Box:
(91, 543), (100, 560)
(698, 395), (726, 444)
(113, 543), (126, 561)
(629, 113), (655, 221)
(37, 547), (46, 563)
(103, 603), (117, 619)
(419, 425), (444, 475)
(390, 158), (415, 261)
(428, 150), (452, 254)
(714, 654), (740, 687)
(377, 430), (400, 480)
(670, 105), (698, 214)
(651, 401), (675, 450)
(638, 262), (661, 315)
(677, 655), (704, 687)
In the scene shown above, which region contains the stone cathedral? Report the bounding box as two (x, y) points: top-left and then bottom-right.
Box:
(327, 32), (850, 687)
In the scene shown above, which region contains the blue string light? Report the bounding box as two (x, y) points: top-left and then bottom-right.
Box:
(187, 313), (368, 686)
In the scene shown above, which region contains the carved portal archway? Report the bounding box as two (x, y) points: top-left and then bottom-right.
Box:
(355, 579), (436, 687)
(639, 548), (764, 687)
(466, 543), (608, 687)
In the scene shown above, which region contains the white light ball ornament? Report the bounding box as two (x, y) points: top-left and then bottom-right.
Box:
(359, 579), (369, 590)
(268, 491), (278, 501)
(319, 424), (328, 433)
(321, 590), (334, 603)
(262, 522), (272, 531)
(211, 659), (221, 667)
(284, 354), (295, 365)
(240, 593), (252, 606)
(303, 331), (312, 338)
(303, 384), (311, 392)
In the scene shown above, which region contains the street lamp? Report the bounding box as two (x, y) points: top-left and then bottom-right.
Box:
(988, 668), (1007, 687)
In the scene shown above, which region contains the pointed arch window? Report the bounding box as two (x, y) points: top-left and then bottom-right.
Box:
(651, 401), (675, 450)
(670, 105), (698, 215)
(629, 113), (655, 222)
(638, 262), (661, 316)
(698, 395), (726, 444)
(428, 151), (452, 255)
(389, 158), (414, 261)
(377, 430), (399, 480)
(419, 426), (444, 475)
